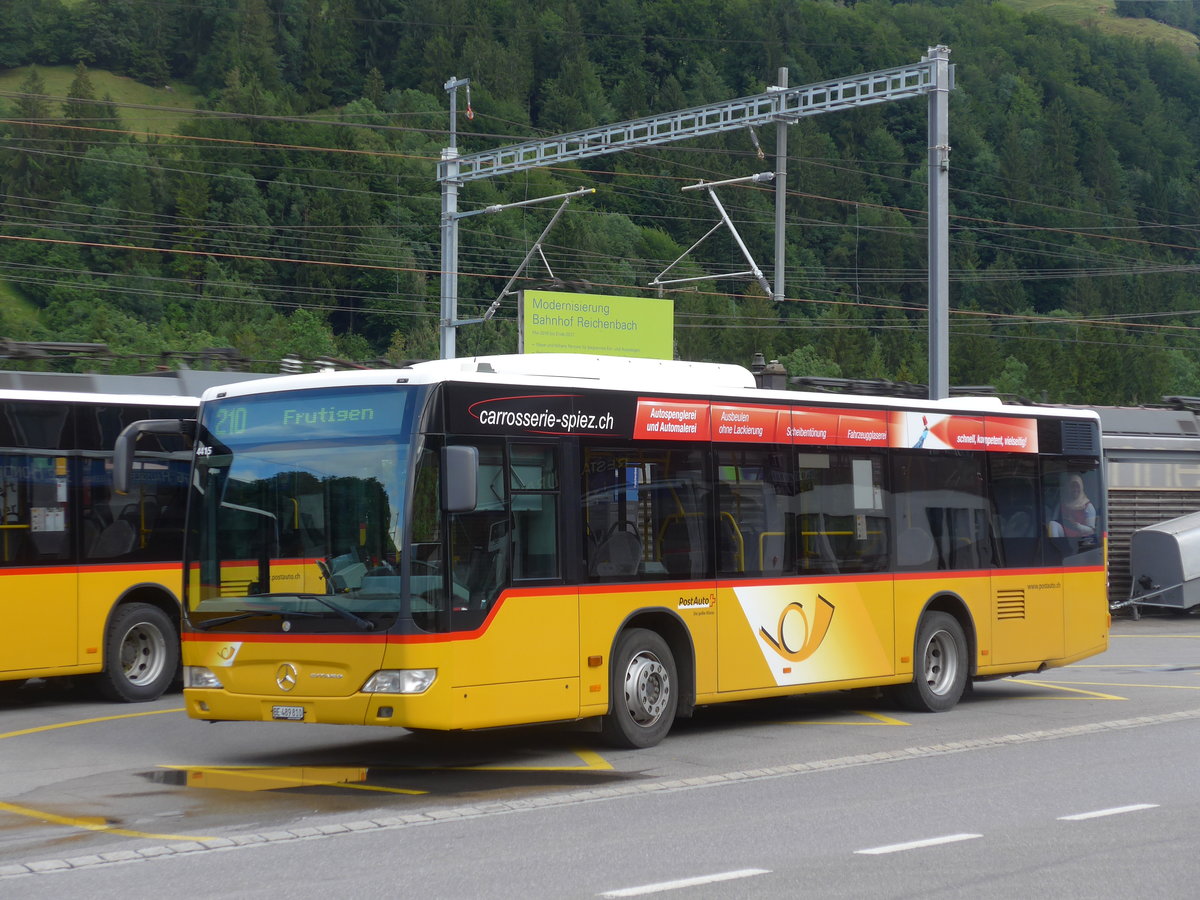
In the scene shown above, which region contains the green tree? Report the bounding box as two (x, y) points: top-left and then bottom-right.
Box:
(781, 344), (843, 379)
(2, 69), (58, 205)
(195, 0), (282, 94)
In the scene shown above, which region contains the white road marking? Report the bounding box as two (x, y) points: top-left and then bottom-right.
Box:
(1058, 803), (1159, 821)
(7, 709), (1198, 879)
(855, 833), (982, 855)
(599, 868), (770, 897)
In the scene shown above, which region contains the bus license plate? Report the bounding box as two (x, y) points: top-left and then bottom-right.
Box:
(271, 705), (305, 721)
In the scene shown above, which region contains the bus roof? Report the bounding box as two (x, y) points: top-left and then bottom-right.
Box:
(0, 388), (200, 406)
(195, 354), (1100, 422)
(0, 368), (269, 401)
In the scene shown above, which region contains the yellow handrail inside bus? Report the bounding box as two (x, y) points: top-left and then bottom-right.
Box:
(0, 523), (31, 562)
(138, 495), (150, 549)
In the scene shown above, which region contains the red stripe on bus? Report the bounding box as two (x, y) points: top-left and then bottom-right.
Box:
(183, 632), (390, 645)
(183, 563), (1105, 646)
(2, 562), (182, 577)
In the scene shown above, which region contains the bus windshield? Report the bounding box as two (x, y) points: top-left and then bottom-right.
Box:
(186, 384), (422, 632)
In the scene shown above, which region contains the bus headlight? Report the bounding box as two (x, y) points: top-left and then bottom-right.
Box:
(362, 669), (436, 694)
(184, 666), (224, 689)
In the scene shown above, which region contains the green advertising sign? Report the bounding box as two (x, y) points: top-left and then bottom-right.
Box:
(520, 290), (673, 360)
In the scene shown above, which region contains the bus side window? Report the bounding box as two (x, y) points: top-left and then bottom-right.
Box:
(449, 443), (509, 628)
(0, 402), (72, 564)
(409, 446), (446, 633)
(0, 454), (31, 564)
(1042, 462), (1102, 562)
(892, 451), (989, 571)
(0, 455), (72, 564)
(583, 446), (710, 582)
(716, 448), (795, 577)
(795, 451), (888, 574)
(510, 444), (559, 581)
(987, 456), (1041, 568)
(583, 450), (645, 580)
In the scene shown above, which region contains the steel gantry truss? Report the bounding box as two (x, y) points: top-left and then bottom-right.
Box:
(438, 47), (953, 397)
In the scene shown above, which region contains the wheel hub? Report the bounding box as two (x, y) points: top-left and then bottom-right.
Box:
(624, 652), (670, 725)
(120, 624), (167, 686)
(922, 629), (958, 695)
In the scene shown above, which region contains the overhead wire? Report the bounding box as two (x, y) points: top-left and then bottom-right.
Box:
(5, 88), (1200, 349)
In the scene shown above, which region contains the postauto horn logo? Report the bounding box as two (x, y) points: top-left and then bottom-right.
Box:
(759, 596), (835, 663)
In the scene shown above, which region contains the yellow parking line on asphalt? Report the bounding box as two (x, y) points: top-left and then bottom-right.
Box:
(441, 748), (614, 772)
(0, 707), (184, 741)
(160, 765), (429, 794)
(0, 799), (216, 841)
(1111, 634), (1200, 639)
(1017, 681), (1126, 700)
(1067, 664), (1172, 668)
(788, 710), (910, 726)
(0, 708), (215, 841)
(1029, 680), (1200, 692)
(160, 748), (614, 792)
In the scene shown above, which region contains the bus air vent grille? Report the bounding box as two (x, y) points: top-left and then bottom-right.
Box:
(1061, 421), (1099, 455)
(996, 590), (1026, 620)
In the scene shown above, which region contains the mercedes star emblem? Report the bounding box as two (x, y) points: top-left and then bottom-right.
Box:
(276, 663), (298, 692)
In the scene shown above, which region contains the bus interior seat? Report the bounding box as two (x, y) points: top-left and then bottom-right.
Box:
(717, 513), (745, 574)
(80, 510), (105, 558)
(458, 518), (508, 607)
(591, 527), (642, 578)
(799, 514), (839, 574)
(657, 514), (699, 577)
(88, 518), (137, 558)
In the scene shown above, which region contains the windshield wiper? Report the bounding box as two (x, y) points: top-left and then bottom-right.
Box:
(304, 593), (376, 631)
(191, 607), (322, 631)
(191, 593), (374, 632)
(238, 592), (375, 631)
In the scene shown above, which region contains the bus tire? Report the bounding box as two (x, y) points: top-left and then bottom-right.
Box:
(601, 628), (678, 749)
(890, 611), (967, 713)
(95, 603), (179, 703)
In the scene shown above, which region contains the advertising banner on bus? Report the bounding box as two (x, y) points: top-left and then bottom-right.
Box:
(444, 385), (1039, 453)
(888, 411), (1038, 453)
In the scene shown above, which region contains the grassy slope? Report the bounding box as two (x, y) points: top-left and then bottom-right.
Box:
(1000, 0), (1200, 54)
(0, 280), (39, 329)
(0, 67), (201, 330)
(0, 65), (201, 138)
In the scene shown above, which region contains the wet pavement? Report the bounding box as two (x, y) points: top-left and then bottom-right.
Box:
(3, 612), (1199, 868)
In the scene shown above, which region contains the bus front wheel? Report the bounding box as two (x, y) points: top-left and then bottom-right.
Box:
(890, 611), (967, 713)
(96, 603), (179, 702)
(601, 628), (678, 749)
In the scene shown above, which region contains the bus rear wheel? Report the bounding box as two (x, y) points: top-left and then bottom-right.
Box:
(95, 603), (179, 702)
(890, 611), (967, 713)
(601, 628), (678, 749)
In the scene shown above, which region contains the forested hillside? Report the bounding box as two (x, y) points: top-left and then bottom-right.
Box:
(4, 0), (1200, 404)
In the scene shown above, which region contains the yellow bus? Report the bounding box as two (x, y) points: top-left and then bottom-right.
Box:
(1, 370), (261, 701)
(116, 355), (1109, 746)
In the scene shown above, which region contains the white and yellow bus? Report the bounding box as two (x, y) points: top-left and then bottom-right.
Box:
(117, 355), (1109, 746)
(1, 370), (261, 701)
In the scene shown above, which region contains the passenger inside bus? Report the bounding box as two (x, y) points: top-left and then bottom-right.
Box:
(1048, 472), (1097, 542)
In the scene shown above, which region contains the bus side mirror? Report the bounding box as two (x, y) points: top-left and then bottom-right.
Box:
(113, 419), (194, 494)
(442, 445), (478, 513)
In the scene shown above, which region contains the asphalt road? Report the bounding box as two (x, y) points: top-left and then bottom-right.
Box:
(2, 613), (1199, 897)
